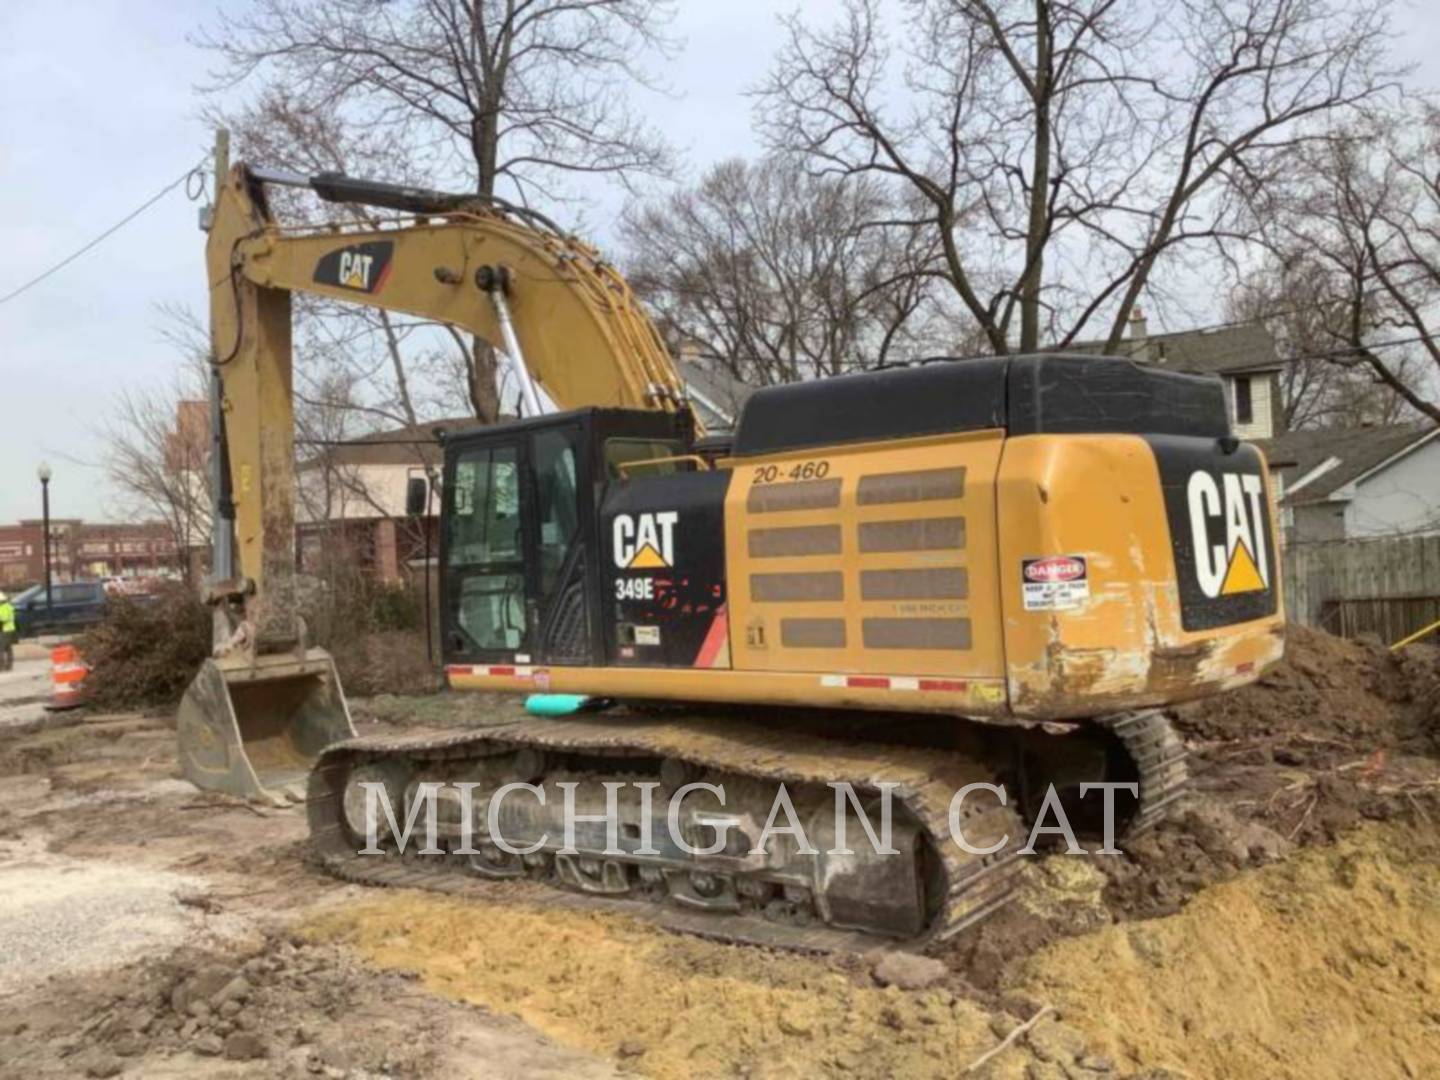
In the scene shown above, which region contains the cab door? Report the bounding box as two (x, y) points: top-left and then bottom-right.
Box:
(441, 419), (594, 666)
(443, 436), (530, 661)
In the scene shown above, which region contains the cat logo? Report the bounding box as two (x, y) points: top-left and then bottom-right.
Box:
(312, 241), (394, 294)
(1187, 471), (1270, 599)
(613, 511), (678, 569)
(338, 250), (374, 289)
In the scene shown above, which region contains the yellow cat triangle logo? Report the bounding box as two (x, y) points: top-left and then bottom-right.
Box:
(1220, 541), (1265, 595)
(627, 543), (668, 569)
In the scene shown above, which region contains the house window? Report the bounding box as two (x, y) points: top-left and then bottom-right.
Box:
(1234, 376), (1253, 425)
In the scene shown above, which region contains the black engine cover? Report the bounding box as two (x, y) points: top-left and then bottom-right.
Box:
(599, 469), (732, 667)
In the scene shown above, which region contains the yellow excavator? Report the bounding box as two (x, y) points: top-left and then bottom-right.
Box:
(180, 162), (1285, 945)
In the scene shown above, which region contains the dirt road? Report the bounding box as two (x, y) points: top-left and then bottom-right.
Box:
(0, 644), (50, 730)
(0, 700), (619, 1079)
(0, 628), (1436, 1079)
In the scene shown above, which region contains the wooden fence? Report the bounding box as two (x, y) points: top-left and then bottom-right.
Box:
(1282, 534), (1440, 642)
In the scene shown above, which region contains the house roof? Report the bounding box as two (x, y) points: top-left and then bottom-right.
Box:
(1072, 321), (1283, 376)
(304, 417), (474, 468)
(1255, 423), (1435, 504)
(678, 360), (754, 431)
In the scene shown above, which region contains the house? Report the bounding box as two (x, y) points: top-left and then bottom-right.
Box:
(1074, 312), (1286, 440)
(676, 358), (755, 432)
(1256, 424), (1440, 542)
(297, 418), (460, 581)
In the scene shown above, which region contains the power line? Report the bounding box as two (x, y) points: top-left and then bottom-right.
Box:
(0, 161), (206, 308)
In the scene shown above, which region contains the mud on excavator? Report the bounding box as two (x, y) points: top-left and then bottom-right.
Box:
(181, 162), (1285, 945)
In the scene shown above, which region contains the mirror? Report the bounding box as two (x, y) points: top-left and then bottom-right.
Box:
(405, 476), (429, 517)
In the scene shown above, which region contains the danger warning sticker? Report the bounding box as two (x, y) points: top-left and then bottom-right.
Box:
(1022, 555), (1090, 611)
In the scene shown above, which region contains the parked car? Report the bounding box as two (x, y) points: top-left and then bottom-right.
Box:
(12, 581), (109, 638)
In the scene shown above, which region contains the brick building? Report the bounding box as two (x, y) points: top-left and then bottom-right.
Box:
(0, 519), (183, 588)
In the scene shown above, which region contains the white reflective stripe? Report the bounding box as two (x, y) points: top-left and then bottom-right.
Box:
(460, 665), (536, 679)
(817, 673), (968, 692)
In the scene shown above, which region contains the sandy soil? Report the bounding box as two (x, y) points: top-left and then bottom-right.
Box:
(0, 626), (1436, 1079)
(1018, 822), (1440, 1079)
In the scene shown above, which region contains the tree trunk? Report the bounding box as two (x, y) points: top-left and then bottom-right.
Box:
(471, 338), (502, 421)
(1020, 1), (1053, 353)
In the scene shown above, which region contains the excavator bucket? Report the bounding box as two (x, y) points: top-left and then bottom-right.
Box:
(177, 649), (356, 805)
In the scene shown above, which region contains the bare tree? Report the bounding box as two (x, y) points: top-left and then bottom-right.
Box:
(757, 0), (1399, 356)
(621, 156), (961, 385)
(1242, 115), (1439, 426)
(1352, 108), (1440, 423)
(102, 308), (215, 583)
(201, 0), (676, 420)
(1228, 253), (1415, 429)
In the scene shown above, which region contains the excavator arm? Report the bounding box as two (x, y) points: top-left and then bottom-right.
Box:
(179, 163), (691, 804)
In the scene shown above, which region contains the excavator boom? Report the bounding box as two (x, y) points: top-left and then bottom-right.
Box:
(179, 163), (692, 804)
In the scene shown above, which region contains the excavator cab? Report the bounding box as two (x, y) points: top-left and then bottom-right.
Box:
(440, 407), (696, 669)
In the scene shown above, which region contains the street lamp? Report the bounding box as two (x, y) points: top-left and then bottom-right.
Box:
(37, 463), (52, 611)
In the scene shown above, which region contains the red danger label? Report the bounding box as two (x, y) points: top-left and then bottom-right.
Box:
(1023, 556), (1086, 583)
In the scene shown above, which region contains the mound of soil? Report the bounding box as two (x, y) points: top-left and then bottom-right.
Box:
(1174, 624), (1437, 751)
(945, 626), (1440, 980)
(1174, 625), (1439, 845)
(0, 930), (597, 1080)
(307, 896), (1122, 1080)
(1015, 822), (1440, 1079)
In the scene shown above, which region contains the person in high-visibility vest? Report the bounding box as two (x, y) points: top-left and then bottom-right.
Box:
(0, 591), (15, 673)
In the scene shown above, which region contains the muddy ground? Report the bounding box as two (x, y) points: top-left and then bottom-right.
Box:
(0, 627), (1437, 1079)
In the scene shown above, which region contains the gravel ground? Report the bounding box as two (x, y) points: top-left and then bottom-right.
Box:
(0, 834), (226, 996)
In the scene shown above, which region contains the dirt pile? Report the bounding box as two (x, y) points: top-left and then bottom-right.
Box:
(1016, 821), (1440, 1079)
(305, 895), (1120, 1080)
(0, 933), (483, 1079)
(1110, 628), (1440, 919)
(1165, 625), (1440, 860)
(1176, 624), (1437, 751)
(948, 627), (1440, 977)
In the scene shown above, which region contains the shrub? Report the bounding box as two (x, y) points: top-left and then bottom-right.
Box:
(78, 584), (211, 710)
(77, 571), (437, 710)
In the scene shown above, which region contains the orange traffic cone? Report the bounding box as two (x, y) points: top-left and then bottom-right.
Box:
(45, 643), (89, 711)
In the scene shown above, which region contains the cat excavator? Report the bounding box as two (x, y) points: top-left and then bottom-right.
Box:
(180, 162), (1285, 947)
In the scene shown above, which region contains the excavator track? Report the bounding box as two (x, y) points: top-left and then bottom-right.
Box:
(306, 708), (1190, 950)
(1102, 710), (1190, 834)
(309, 712), (1031, 950)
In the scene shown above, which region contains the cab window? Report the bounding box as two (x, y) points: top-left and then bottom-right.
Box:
(447, 446), (521, 566)
(604, 438), (687, 479)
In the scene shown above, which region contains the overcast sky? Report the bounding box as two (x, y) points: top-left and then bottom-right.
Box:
(1, 0), (1437, 524)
